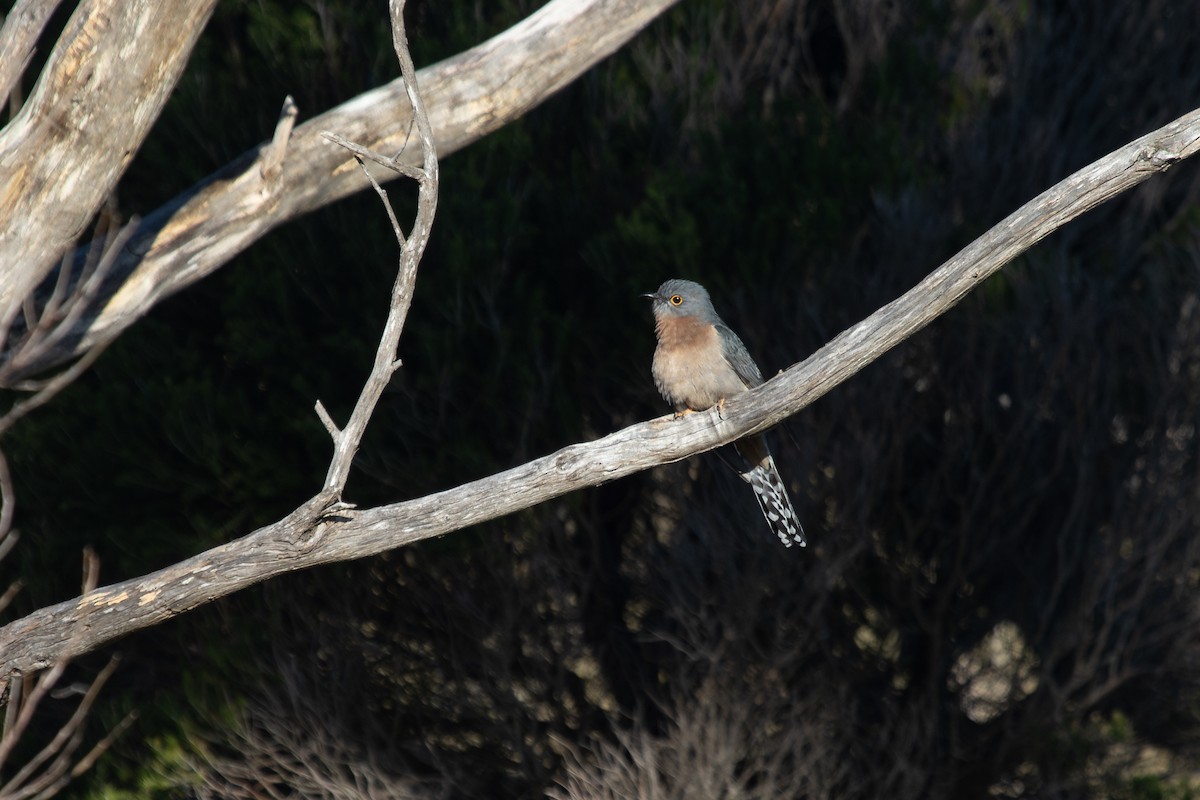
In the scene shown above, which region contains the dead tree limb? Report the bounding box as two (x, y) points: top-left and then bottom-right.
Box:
(0, 0), (683, 386)
(1, 106), (1198, 680)
(0, 0), (219, 339)
(316, 0), (440, 499)
(0, 0), (65, 106)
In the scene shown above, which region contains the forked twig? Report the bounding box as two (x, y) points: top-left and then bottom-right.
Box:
(312, 0), (439, 499)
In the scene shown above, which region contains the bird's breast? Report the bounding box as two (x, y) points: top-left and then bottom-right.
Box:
(652, 316), (747, 411)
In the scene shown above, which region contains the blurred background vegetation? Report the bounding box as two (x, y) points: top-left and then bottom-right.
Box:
(5, 0), (1200, 797)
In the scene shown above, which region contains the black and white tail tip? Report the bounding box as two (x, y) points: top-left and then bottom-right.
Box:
(745, 458), (807, 548)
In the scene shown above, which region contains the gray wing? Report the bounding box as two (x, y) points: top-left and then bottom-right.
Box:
(716, 324), (765, 388)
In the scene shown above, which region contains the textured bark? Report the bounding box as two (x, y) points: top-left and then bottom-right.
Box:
(0, 0), (219, 332)
(0, 0), (64, 104)
(0, 0), (683, 384)
(3, 106), (1199, 680)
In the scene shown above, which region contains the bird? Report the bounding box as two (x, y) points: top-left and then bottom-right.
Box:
(643, 279), (805, 548)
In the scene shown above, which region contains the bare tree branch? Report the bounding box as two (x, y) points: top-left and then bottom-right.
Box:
(0, 341), (110, 441)
(0, 447), (20, 619)
(1, 203), (132, 383)
(0, 0), (683, 386)
(0, 0), (65, 107)
(0, 656), (117, 798)
(2, 105), (1198, 680)
(0, 0), (219, 336)
(317, 0), (440, 498)
(321, 132), (425, 182)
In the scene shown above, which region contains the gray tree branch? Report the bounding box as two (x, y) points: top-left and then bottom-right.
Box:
(0, 0), (683, 386)
(2, 105), (1198, 680)
(0, 0), (219, 340)
(0, 0), (64, 106)
(316, 0), (440, 500)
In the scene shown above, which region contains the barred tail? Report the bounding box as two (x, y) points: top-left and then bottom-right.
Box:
(745, 456), (806, 548)
(734, 434), (806, 548)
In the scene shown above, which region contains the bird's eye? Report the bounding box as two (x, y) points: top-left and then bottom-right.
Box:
(669, 294), (683, 306)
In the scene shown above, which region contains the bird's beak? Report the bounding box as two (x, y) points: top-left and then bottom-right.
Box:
(641, 292), (657, 300)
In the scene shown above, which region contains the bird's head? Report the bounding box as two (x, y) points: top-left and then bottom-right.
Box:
(642, 279), (716, 321)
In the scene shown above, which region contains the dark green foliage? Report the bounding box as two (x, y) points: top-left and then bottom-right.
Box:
(7, 0), (1200, 798)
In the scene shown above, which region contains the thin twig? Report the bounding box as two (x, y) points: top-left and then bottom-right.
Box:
(19, 295), (34, 343)
(34, 218), (137, 359)
(0, 580), (22, 617)
(315, 0), (439, 497)
(41, 246), (75, 335)
(74, 200), (120, 313)
(0, 443), (18, 617)
(80, 546), (99, 594)
(0, 655), (122, 798)
(0, 448), (15, 551)
(320, 131), (424, 181)
(0, 661), (67, 767)
(352, 155), (407, 248)
(1, 674), (22, 747)
(65, 710), (138, 781)
(14, 209), (130, 365)
(0, 208), (132, 399)
(0, 341), (111, 438)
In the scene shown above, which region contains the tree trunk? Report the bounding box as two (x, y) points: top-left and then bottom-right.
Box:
(0, 0), (218, 334)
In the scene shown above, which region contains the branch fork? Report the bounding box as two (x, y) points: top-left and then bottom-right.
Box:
(312, 0), (439, 503)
